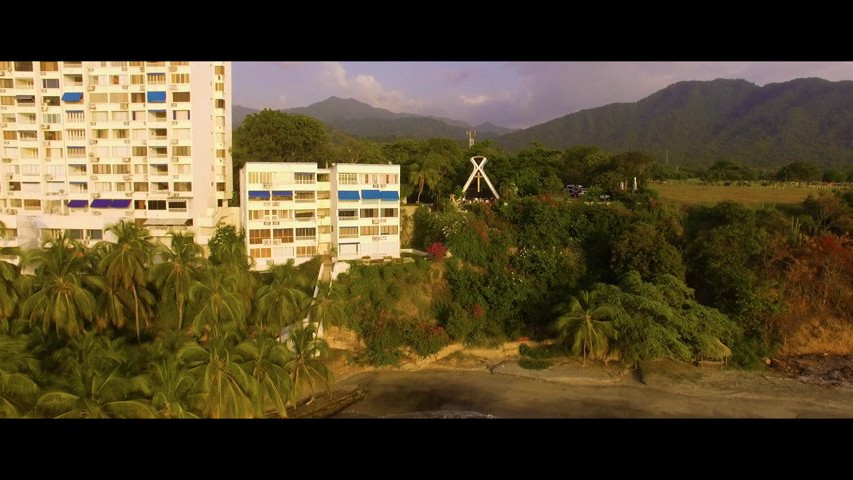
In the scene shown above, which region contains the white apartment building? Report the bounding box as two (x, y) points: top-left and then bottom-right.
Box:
(240, 162), (401, 271)
(0, 61), (234, 252)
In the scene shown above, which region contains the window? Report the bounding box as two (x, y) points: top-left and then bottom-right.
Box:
(274, 210), (291, 219)
(294, 210), (314, 220)
(68, 164), (87, 175)
(14, 62), (33, 72)
(131, 93), (145, 103)
(381, 208), (398, 218)
(215, 65), (225, 75)
(338, 209), (358, 219)
(113, 164), (130, 175)
(249, 248), (271, 259)
(216, 149), (226, 159)
(150, 128), (167, 138)
(40, 62), (59, 72)
(93, 146), (110, 157)
(46, 165), (65, 176)
(42, 78), (60, 89)
(215, 99), (225, 109)
(148, 111), (167, 122)
(92, 111), (109, 121)
(0, 79), (10, 89)
(112, 111), (129, 122)
(317, 191), (330, 200)
(147, 73), (166, 85)
(168, 201), (187, 211)
(173, 146), (191, 156)
(296, 246), (316, 257)
(66, 129), (85, 141)
(21, 164), (40, 176)
(109, 92), (128, 103)
(248, 210), (265, 221)
(21, 182), (41, 193)
(112, 146), (130, 157)
(338, 173), (357, 185)
(173, 110), (190, 121)
(339, 226), (358, 238)
(94, 182), (112, 193)
(45, 148), (63, 159)
(44, 131), (62, 141)
(295, 228), (316, 241)
(133, 164), (148, 174)
(2, 131), (16, 140)
(43, 113), (61, 124)
(317, 208), (329, 218)
(148, 200), (166, 210)
(174, 182), (192, 192)
(295, 172), (314, 184)
(171, 73), (190, 84)
(172, 92), (190, 102)
(133, 182), (148, 192)
(295, 191), (314, 202)
(88, 229), (103, 240)
(112, 129), (129, 139)
(248, 171), (272, 184)
(131, 146), (147, 157)
(66, 111), (85, 123)
(249, 229), (270, 245)
(114, 182), (130, 192)
(93, 128), (109, 139)
(360, 226), (380, 236)
(174, 128), (191, 140)
(318, 225), (332, 234)
(273, 229), (293, 243)
(89, 93), (108, 103)
(381, 225), (399, 235)
(215, 83), (224, 92)
(130, 74), (144, 85)
(360, 208), (379, 218)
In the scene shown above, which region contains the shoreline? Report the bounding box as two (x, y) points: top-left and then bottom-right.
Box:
(318, 341), (853, 418)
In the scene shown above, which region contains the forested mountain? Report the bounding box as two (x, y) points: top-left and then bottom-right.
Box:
(497, 78), (853, 169)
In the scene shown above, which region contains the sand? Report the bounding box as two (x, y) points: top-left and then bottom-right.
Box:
(325, 348), (853, 418)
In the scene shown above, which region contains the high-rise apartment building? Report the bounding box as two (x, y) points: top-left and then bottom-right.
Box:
(239, 162), (401, 271)
(0, 61), (233, 251)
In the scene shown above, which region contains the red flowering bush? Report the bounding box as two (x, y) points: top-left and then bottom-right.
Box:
(426, 242), (447, 261)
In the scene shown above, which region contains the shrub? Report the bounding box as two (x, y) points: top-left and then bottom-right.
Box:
(426, 242), (447, 261)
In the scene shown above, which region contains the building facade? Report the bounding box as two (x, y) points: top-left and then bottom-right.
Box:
(240, 162), (401, 271)
(0, 61), (234, 252)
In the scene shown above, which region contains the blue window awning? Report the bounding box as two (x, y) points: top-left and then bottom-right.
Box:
(149, 109), (166, 113)
(91, 199), (111, 208)
(61, 92), (83, 102)
(380, 191), (400, 201)
(248, 190), (270, 199)
(67, 200), (88, 208)
(147, 91), (167, 103)
(111, 199), (132, 208)
(361, 189), (381, 200)
(338, 190), (360, 201)
(272, 190), (293, 197)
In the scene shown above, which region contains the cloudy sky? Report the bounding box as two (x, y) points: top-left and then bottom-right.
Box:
(233, 62), (853, 129)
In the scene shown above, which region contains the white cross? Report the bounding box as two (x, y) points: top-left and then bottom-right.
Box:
(462, 156), (500, 200)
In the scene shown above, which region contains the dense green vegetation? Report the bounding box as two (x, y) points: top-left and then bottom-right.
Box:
(0, 225), (333, 418)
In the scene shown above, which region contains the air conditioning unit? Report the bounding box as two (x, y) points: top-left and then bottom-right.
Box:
(172, 174), (178, 179)
(5, 174), (12, 180)
(41, 88), (48, 94)
(92, 211), (101, 215)
(169, 66), (177, 72)
(125, 192), (132, 197)
(91, 158), (99, 163)
(169, 193), (179, 198)
(89, 139), (97, 145)
(41, 105), (49, 111)
(140, 140), (146, 145)
(123, 175), (132, 181)
(124, 139), (130, 144)
(44, 174), (53, 180)
(42, 140), (50, 146)
(41, 124), (49, 129)
(263, 239), (272, 245)
(88, 85), (95, 91)
(120, 103), (128, 109)
(171, 157), (179, 163)
(92, 193), (101, 198)
(89, 104), (96, 110)
(122, 157), (130, 163)
(7, 209), (17, 214)
(372, 184), (380, 188)
(170, 139), (178, 145)
(90, 121), (97, 126)
(121, 85), (128, 90)
(121, 67), (127, 72)
(123, 121), (129, 126)
(171, 103), (177, 108)
(263, 183), (272, 189)
(90, 175), (98, 180)
(58, 189), (65, 194)
(172, 121), (178, 126)
(169, 85), (177, 90)
(89, 152), (95, 157)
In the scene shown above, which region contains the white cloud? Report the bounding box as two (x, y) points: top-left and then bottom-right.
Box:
(319, 62), (423, 113)
(460, 94), (489, 105)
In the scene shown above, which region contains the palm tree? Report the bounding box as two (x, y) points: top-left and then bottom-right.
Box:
(0, 336), (39, 417)
(306, 282), (345, 334)
(235, 335), (294, 418)
(553, 289), (620, 365)
(20, 233), (95, 337)
(409, 161), (428, 204)
(0, 250), (20, 326)
(150, 232), (209, 331)
(188, 267), (247, 340)
(147, 359), (200, 419)
(100, 221), (154, 342)
(35, 332), (156, 418)
(254, 263), (311, 335)
(285, 324), (332, 406)
(178, 336), (257, 418)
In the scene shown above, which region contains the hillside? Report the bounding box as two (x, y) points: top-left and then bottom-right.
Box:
(233, 96), (516, 140)
(497, 78), (853, 169)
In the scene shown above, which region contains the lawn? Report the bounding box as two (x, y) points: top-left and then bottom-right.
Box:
(650, 182), (845, 208)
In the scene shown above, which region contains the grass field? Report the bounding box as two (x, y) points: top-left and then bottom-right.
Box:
(650, 182), (846, 208)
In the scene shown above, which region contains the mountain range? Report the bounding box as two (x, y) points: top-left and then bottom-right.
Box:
(235, 78), (853, 169)
(233, 97), (516, 140)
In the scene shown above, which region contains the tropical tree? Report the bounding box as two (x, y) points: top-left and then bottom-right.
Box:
(178, 336), (257, 418)
(36, 332), (155, 418)
(235, 335), (294, 418)
(188, 267), (248, 340)
(285, 324), (332, 405)
(0, 247), (20, 325)
(100, 221), (155, 342)
(553, 289), (620, 365)
(254, 263), (311, 334)
(147, 359), (200, 419)
(307, 282), (345, 333)
(20, 233), (95, 337)
(0, 336), (39, 417)
(150, 232), (209, 331)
